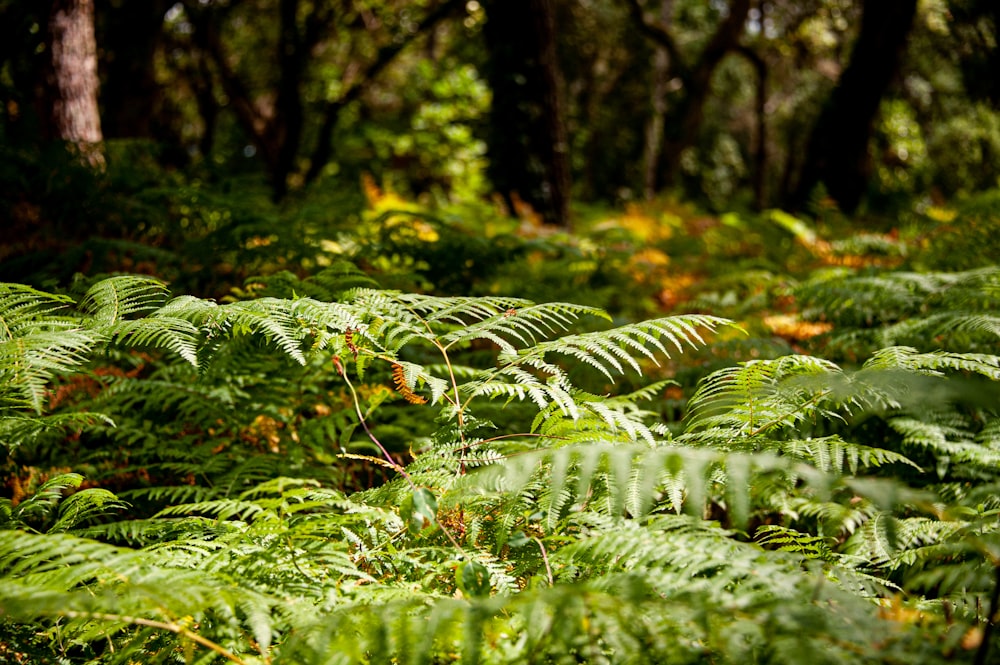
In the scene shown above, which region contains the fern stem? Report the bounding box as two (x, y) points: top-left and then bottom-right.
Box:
(336, 356), (469, 556)
(434, 341), (467, 433)
(62, 611), (252, 665)
(534, 536), (554, 586)
(747, 389), (832, 438)
(335, 356), (414, 485)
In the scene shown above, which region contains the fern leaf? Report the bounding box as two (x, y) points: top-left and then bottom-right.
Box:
(78, 275), (169, 324)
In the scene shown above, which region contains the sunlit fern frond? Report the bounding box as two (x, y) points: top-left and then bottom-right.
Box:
(684, 354), (844, 436)
(76, 275), (170, 324)
(0, 410), (113, 452)
(440, 301), (608, 352)
(205, 297), (311, 364)
(862, 345), (1000, 380)
(1, 328), (99, 414)
(887, 414), (1000, 471)
(755, 524), (836, 561)
(0, 283), (76, 338)
(505, 315), (733, 382)
(796, 266), (1000, 354)
(1, 284), (101, 413)
(844, 513), (973, 572)
(279, 535), (908, 665)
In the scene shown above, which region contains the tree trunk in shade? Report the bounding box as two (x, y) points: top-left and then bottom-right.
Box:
(482, 0), (571, 227)
(47, 0), (104, 162)
(642, 0), (674, 201)
(791, 0), (918, 212)
(97, 0), (170, 140)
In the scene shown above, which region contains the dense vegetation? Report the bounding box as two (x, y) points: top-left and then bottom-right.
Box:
(2, 0), (1000, 663)
(2, 184), (1000, 663)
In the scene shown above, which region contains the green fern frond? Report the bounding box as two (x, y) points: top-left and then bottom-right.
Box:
(77, 275), (170, 324)
(0, 283), (76, 339)
(0, 411), (113, 452)
(775, 436), (919, 473)
(755, 524), (836, 560)
(0, 472), (84, 530)
(1, 328), (100, 413)
(0, 530), (278, 660)
(685, 354), (842, 435)
(507, 315), (732, 383)
(463, 443), (815, 528)
(105, 315), (201, 366)
(440, 302), (607, 352)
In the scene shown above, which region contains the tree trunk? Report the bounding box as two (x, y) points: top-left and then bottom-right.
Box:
(658, 0), (750, 187)
(482, 0), (571, 227)
(269, 0), (307, 200)
(735, 45), (767, 210)
(96, 0), (170, 140)
(642, 0), (674, 200)
(47, 0), (104, 162)
(791, 0), (918, 212)
(626, 0), (751, 190)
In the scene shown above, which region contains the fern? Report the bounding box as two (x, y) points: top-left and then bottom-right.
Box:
(1, 274), (996, 664)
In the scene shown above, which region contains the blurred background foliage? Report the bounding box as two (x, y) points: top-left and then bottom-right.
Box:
(1, 0), (998, 474)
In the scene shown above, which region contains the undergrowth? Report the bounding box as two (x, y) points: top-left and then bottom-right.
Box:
(3, 180), (1000, 663)
(1, 247), (999, 663)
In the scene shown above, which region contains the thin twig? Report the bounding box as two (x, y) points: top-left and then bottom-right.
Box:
(534, 536), (555, 586)
(62, 611), (250, 665)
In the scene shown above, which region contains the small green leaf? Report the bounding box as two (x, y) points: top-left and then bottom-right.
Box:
(457, 561), (491, 598)
(507, 531), (530, 548)
(401, 487), (438, 534)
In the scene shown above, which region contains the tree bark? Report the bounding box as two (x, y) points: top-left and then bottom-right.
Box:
(791, 0), (919, 211)
(96, 0), (170, 140)
(47, 0), (104, 162)
(626, 0), (751, 190)
(482, 0), (571, 227)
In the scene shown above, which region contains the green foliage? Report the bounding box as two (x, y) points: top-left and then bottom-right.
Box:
(926, 103), (1000, 197)
(1, 266), (999, 664)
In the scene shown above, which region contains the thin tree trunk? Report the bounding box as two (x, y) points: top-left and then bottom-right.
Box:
(48, 0), (103, 164)
(642, 0), (673, 200)
(270, 0), (306, 200)
(532, 0), (571, 226)
(97, 0), (169, 140)
(791, 0), (919, 211)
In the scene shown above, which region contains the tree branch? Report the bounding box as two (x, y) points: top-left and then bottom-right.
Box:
(622, 0), (685, 75)
(304, 0), (464, 185)
(693, 0), (750, 81)
(187, 2), (272, 164)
